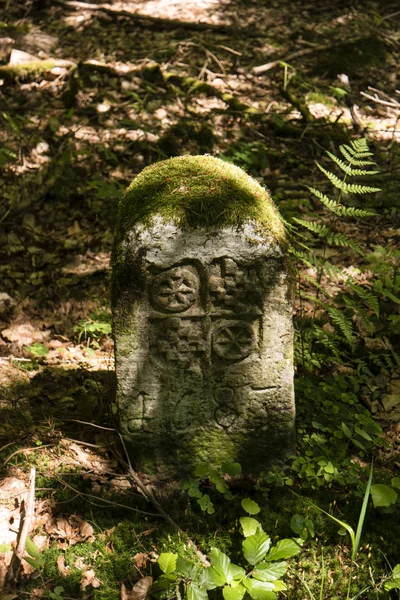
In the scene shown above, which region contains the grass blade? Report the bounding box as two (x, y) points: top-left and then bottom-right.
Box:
(352, 459), (374, 560)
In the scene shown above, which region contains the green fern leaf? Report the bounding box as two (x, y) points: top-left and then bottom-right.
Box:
(325, 151), (379, 176)
(347, 141), (373, 158)
(317, 164), (381, 193)
(349, 284), (380, 317)
(307, 187), (339, 212)
(325, 305), (354, 344)
(292, 217), (330, 236)
(307, 187), (376, 217)
(339, 145), (376, 166)
(380, 289), (400, 305)
(337, 206), (376, 218)
(326, 232), (363, 254)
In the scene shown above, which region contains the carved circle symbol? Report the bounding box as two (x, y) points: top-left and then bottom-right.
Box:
(152, 267), (198, 313)
(213, 322), (254, 360)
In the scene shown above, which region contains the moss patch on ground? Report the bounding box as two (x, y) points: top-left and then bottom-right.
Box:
(115, 155), (286, 245)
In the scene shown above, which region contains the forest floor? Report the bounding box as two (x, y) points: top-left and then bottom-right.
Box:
(0, 0), (400, 598)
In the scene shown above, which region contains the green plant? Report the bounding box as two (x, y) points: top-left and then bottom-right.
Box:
(370, 477), (400, 508)
(48, 586), (65, 600)
(154, 499), (303, 600)
(180, 462), (241, 514)
(24, 537), (44, 571)
(297, 462), (373, 600)
(74, 309), (112, 347)
(23, 342), (49, 358)
(292, 138), (382, 367)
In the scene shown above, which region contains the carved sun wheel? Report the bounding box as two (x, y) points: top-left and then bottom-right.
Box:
(213, 322), (254, 360)
(152, 267), (198, 313)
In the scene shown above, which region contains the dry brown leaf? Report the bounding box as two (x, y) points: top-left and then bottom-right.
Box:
(80, 568), (102, 589)
(121, 582), (128, 600)
(1, 323), (50, 345)
(134, 553), (149, 569)
(79, 519), (94, 540)
(125, 576), (153, 600)
(57, 554), (70, 576)
(74, 556), (86, 570)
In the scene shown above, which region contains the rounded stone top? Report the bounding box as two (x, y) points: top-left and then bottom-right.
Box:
(116, 155), (286, 246)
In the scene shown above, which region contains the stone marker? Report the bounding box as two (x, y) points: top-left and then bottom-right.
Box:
(112, 155), (295, 476)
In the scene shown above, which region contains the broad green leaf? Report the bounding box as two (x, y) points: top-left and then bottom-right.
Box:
(24, 342), (49, 357)
(290, 514), (304, 536)
(222, 462), (242, 476)
(341, 422), (352, 438)
(272, 580), (286, 591)
(371, 484), (398, 508)
(223, 585), (246, 600)
(195, 464), (209, 477)
(23, 556), (43, 569)
(199, 567), (226, 589)
(186, 582), (208, 600)
(25, 537), (41, 559)
(209, 471), (228, 494)
(253, 561), (287, 582)
(210, 548), (232, 584)
(242, 532), (271, 565)
(224, 491), (235, 500)
(158, 553), (178, 574)
(241, 498), (260, 515)
(267, 539), (302, 561)
(0, 543), (12, 552)
(385, 579), (400, 591)
(177, 557), (202, 581)
(384, 566), (400, 592)
(391, 477), (400, 490)
(188, 485), (203, 499)
(240, 517), (261, 538)
(354, 426), (372, 442)
(245, 579), (277, 600)
(229, 564), (245, 581)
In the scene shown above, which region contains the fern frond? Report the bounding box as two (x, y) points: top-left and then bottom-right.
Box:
(324, 304), (354, 344)
(337, 206), (376, 218)
(290, 248), (316, 268)
(317, 164), (381, 193)
(326, 232), (363, 255)
(323, 262), (346, 281)
(325, 151), (379, 176)
(339, 145), (376, 166)
(307, 187), (376, 217)
(347, 140), (374, 158)
(292, 217), (330, 236)
(312, 326), (342, 360)
(307, 187), (339, 212)
(342, 297), (374, 334)
(348, 284), (380, 317)
(380, 289), (400, 305)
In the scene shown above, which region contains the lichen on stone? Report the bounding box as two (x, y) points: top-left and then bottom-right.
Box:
(115, 155), (286, 245)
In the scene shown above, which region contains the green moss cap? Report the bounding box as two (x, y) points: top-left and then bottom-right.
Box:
(116, 155), (286, 245)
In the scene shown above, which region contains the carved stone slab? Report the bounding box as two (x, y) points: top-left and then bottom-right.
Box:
(113, 220), (295, 476)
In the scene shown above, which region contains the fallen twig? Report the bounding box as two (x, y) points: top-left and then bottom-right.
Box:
(360, 88), (400, 110)
(6, 467), (36, 585)
(252, 44), (331, 75)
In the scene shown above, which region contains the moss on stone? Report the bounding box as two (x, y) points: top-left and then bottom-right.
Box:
(116, 155), (286, 245)
(0, 60), (56, 82)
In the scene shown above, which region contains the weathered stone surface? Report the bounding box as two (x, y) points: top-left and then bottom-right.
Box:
(113, 156), (295, 476)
